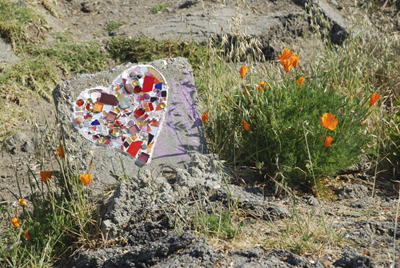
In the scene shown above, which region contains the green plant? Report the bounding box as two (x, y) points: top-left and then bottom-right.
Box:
(0, 0), (44, 51)
(150, 3), (168, 14)
(108, 36), (208, 71)
(200, 57), (377, 188)
(0, 110), (102, 267)
(107, 20), (124, 32)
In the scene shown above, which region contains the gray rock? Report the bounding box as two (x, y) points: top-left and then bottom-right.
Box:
(81, 1), (96, 13)
(337, 184), (369, 200)
(53, 58), (207, 190)
(350, 197), (375, 208)
(110, 9), (118, 14)
(300, 0), (349, 44)
(21, 140), (34, 153)
(333, 246), (375, 268)
(302, 195), (321, 206)
(101, 174), (173, 237)
(179, 0), (199, 9)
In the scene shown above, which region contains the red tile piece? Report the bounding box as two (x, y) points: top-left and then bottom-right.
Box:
(127, 140), (143, 157)
(142, 75), (156, 92)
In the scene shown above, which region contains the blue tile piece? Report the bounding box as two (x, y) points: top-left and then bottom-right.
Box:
(155, 83), (163, 90)
(91, 119), (100, 126)
(151, 126), (158, 136)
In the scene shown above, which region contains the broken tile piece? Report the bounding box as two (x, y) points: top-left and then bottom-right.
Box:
(99, 93), (119, 106)
(127, 140), (143, 157)
(142, 75), (156, 93)
(129, 125), (140, 135)
(138, 152), (150, 163)
(93, 102), (104, 112)
(107, 111), (118, 121)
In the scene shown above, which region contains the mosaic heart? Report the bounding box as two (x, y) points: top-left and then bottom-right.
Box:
(72, 65), (168, 164)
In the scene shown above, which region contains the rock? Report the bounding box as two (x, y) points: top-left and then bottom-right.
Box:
(21, 140), (34, 153)
(333, 246), (375, 268)
(179, 0), (199, 9)
(81, 2), (96, 13)
(110, 9), (118, 14)
(302, 195), (321, 206)
(337, 184), (369, 200)
(350, 197), (375, 208)
(299, 0), (349, 44)
(53, 58), (207, 189)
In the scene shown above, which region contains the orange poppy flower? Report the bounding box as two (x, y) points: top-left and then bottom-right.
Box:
(291, 55), (300, 67)
(325, 136), (333, 147)
(321, 113), (339, 130)
(24, 231), (31, 240)
(40, 171), (51, 183)
(369, 93), (380, 106)
(80, 173), (93, 185)
(258, 81), (266, 92)
(245, 87), (251, 98)
(283, 59), (293, 72)
(19, 199), (26, 206)
(202, 112), (208, 123)
(277, 48), (294, 63)
(240, 65), (248, 78)
(242, 120), (250, 131)
(297, 76), (305, 88)
(11, 217), (20, 228)
(57, 145), (65, 157)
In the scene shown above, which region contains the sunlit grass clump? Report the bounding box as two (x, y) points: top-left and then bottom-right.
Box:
(201, 48), (379, 188)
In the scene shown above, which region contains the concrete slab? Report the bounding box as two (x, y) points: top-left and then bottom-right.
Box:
(53, 57), (207, 187)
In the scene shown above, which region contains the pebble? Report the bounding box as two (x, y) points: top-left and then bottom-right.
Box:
(111, 9), (119, 14)
(119, 97), (132, 109)
(125, 83), (134, 94)
(75, 116), (84, 124)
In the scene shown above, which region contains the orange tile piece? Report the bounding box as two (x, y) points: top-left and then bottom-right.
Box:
(89, 126), (97, 130)
(109, 124), (115, 127)
(147, 125), (152, 132)
(115, 86), (120, 91)
(147, 142), (154, 153)
(132, 135), (137, 140)
(151, 121), (159, 127)
(93, 102), (104, 112)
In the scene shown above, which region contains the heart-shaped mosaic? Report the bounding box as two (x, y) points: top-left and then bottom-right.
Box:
(72, 65), (168, 164)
